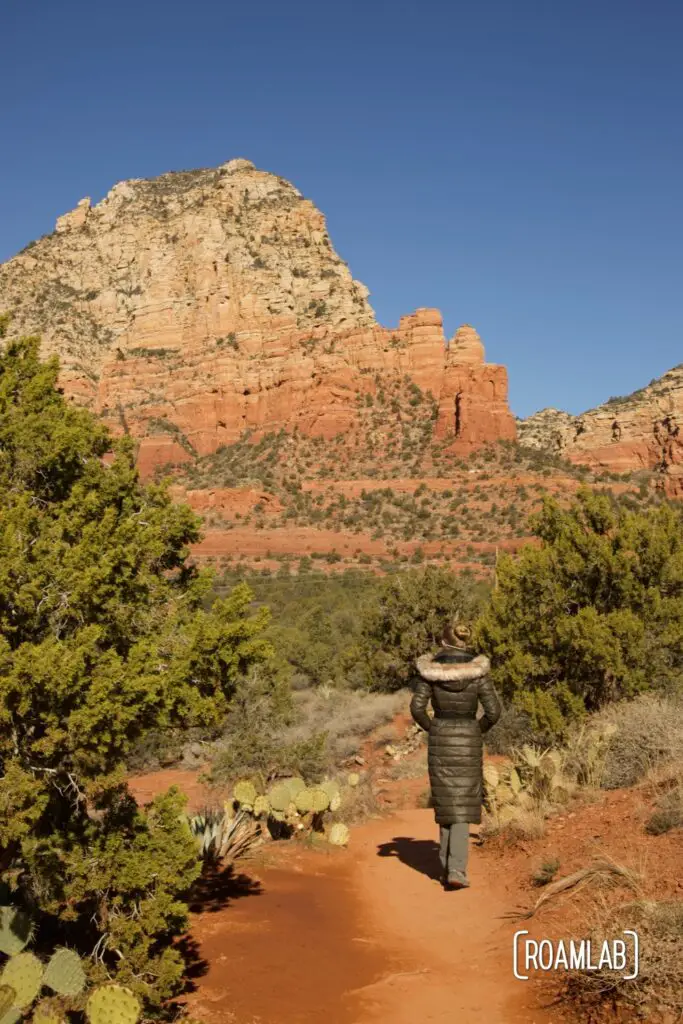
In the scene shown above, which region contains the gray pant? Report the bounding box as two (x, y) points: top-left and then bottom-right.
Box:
(439, 823), (469, 879)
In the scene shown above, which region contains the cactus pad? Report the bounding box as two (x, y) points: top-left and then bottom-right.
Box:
(294, 788), (313, 814)
(283, 777), (306, 798)
(253, 795), (270, 817)
(1, 952), (44, 1008)
(495, 784), (515, 806)
(308, 788), (330, 813)
(329, 792), (342, 813)
(233, 781), (258, 806)
(268, 783), (292, 812)
(44, 948), (86, 997)
(328, 823), (350, 846)
(346, 773), (360, 788)
(498, 805), (518, 825)
(321, 780), (341, 801)
(0, 987), (16, 1019)
(0, 907), (34, 956)
(508, 767), (522, 794)
(86, 986), (141, 1024)
(0, 1007), (22, 1024)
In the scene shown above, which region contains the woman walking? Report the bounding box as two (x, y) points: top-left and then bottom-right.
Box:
(410, 621), (501, 890)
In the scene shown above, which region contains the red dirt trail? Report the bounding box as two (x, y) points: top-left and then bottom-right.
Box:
(183, 808), (559, 1024)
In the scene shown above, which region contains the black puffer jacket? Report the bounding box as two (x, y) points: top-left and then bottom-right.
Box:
(410, 650), (501, 825)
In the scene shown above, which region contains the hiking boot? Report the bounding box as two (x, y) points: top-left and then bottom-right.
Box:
(446, 872), (470, 890)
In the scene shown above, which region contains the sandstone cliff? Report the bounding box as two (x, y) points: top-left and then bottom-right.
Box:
(0, 159), (516, 475)
(518, 366), (683, 495)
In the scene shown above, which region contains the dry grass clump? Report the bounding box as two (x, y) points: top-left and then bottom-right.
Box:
(483, 704), (539, 756)
(593, 694), (683, 789)
(511, 857), (642, 921)
(644, 777), (683, 835)
(331, 770), (382, 824)
(285, 686), (408, 764)
(565, 898), (683, 1019)
(531, 856), (561, 887)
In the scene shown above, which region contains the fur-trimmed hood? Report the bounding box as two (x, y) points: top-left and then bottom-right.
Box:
(415, 652), (490, 690)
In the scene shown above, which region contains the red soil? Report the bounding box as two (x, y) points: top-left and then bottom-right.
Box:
(128, 726), (680, 1024)
(178, 810), (557, 1024)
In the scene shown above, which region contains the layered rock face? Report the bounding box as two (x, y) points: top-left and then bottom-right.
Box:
(518, 366), (683, 495)
(0, 158), (515, 475)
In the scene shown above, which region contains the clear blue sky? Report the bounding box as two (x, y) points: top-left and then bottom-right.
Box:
(2, 0), (681, 418)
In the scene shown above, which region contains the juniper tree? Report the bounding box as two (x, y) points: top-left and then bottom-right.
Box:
(358, 566), (489, 690)
(0, 336), (274, 1003)
(473, 488), (683, 736)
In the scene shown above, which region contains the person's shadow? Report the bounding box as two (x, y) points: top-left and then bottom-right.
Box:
(377, 832), (482, 882)
(377, 837), (443, 881)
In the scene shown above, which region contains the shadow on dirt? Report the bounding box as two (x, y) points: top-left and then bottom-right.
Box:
(377, 833), (482, 881)
(377, 836), (443, 881)
(174, 932), (208, 994)
(172, 864), (263, 998)
(187, 862), (262, 914)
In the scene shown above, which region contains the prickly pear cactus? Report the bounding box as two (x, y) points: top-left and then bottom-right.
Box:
(294, 788), (313, 814)
(329, 792), (342, 813)
(321, 780), (340, 801)
(44, 948), (86, 997)
(233, 780), (258, 807)
(1, 952), (44, 1008)
(0, 986), (16, 1019)
(268, 783), (292, 813)
(282, 777), (306, 799)
(253, 795), (270, 817)
(321, 780), (342, 811)
(0, 1007), (22, 1024)
(85, 985), (141, 1024)
(347, 772), (360, 788)
(308, 788), (330, 813)
(328, 823), (350, 847)
(0, 907), (34, 957)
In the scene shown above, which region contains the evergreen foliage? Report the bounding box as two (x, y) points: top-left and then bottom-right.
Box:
(358, 566), (490, 690)
(0, 337), (274, 1006)
(473, 488), (683, 735)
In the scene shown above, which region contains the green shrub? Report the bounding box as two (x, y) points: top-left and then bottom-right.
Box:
(474, 489), (683, 736)
(359, 566), (490, 690)
(0, 337), (275, 1007)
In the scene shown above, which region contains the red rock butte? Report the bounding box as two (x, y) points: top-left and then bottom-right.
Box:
(0, 158), (516, 478)
(101, 308), (516, 479)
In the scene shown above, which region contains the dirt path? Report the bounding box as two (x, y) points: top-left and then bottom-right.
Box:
(185, 807), (557, 1024)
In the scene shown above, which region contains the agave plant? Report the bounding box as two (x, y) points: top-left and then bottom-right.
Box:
(188, 807), (261, 863)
